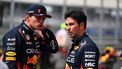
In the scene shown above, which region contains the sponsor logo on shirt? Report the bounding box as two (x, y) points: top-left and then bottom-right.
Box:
(7, 46), (15, 51)
(74, 46), (79, 50)
(85, 54), (96, 58)
(7, 42), (16, 46)
(26, 41), (32, 45)
(26, 49), (39, 54)
(34, 37), (37, 41)
(50, 40), (57, 49)
(66, 51), (75, 63)
(25, 35), (30, 41)
(7, 38), (16, 41)
(85, 62), (95, 67)
(80, 41), (86, 47)
(27, 55), (38, 65)
(86, 68), (94, 69)
(6, 52), (16, 56)
(6, 57), (16, 61)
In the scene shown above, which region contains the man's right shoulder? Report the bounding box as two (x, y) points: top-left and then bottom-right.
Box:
(3, 25), (22, 38)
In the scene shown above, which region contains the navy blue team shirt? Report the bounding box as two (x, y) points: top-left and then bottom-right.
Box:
(65, 33), (100, 69)
(2, 21), (58, 69)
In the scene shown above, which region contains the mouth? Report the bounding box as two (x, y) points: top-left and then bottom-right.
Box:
(37, 24), (45, 30)
(37, 24), (43, 27)
(68, 31), (72, 36)
(39, 24), (42, 27)
(35, 25), (42, 29)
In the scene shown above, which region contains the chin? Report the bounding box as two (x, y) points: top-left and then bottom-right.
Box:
(70, 36), (74, 39)
(34, 28), (40, 30)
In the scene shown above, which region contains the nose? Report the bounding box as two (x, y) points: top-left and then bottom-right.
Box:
(36, 17), (45, 24)
(37, 19), (44, 24)
(65, 25), (70, 31)
(40, 18), (45, 22)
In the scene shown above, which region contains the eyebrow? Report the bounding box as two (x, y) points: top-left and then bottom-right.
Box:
(66, 22), (74, 26)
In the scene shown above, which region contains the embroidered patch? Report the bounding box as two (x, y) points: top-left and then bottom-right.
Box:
(6, 57), (16, 61)
(74, 46), (79, 50)
(6, 52), (16, 56)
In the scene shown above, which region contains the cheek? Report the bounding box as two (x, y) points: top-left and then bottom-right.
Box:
(30, 21), (35, 25)
(29, 19), (34, 24)
(72, 26), (80, 35)
(71, 26), (79, 31)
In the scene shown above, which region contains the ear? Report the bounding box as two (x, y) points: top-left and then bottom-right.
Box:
(26, 15), (30, 19)
(79, 22), (84, 27)
(79, 22), (85, 30)
(25, 15), (30, 21)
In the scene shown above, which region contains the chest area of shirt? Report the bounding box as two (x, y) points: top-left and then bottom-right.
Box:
(19, 29), (41, 54)
(20, 34), (40, 66)
(66, 45), (81, 64)
(66, 40), (87, 64)
(23, 34), (40, 54)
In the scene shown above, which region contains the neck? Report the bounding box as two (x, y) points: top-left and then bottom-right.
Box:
(24, 20), (34, 31)
(0, 55), (3, 61)
(73, 32), (86, 42)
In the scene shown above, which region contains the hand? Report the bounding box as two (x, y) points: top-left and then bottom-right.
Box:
(35, 30), (44, 39)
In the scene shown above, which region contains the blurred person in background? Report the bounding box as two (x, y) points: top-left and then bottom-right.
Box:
(64, 9), (100, 69)
(0, 48), (8, 69)
(99, 46), (117, 69)
(56, 23), (70, 57)
(2, 4), (58, 69)
(54, 23), (71, 69)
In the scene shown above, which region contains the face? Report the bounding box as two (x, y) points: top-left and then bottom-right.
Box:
(26, 15), (46, 30)
(65, 17), (85, 39)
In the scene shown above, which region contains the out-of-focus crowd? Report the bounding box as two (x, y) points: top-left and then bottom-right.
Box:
(99, 45), (122, 69)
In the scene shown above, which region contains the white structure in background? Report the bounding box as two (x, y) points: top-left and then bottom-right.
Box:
(0, 0), (121, 47)
(1, 0), (122, 8)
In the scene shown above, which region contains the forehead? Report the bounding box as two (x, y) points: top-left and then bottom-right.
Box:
(65, 17), (77, 24)
(30, 15), (46, 19)
(35, 16), (46, 18)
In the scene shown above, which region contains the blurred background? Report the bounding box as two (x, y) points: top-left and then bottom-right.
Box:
(0, 0), (122, 69)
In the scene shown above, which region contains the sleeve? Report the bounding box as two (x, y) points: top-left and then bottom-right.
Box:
(82, 45), (100, 69)
(40, 28), (59, 53)
(2, 33), (18, 69)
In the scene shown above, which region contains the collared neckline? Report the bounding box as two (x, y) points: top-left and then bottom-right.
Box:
(72, 33), (87, 45)
(21, 21), (34, 35)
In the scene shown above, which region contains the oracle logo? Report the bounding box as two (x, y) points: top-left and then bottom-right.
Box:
(26, 49), (39, 54)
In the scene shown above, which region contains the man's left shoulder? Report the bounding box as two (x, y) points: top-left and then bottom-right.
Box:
(81, 38), (99, 50)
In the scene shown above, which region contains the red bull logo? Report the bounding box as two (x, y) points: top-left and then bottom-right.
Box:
(65, 63), (72, 69)
(65, 63), (83, 69)
(27, 55), (38, 65)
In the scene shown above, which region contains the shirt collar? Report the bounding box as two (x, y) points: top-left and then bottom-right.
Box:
(21, 21), (34, 34)
(72, 33), (87, 45)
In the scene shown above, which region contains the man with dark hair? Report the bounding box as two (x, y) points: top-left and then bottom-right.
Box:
(64, 9), (100, 69)
(2, 4), (58, 69)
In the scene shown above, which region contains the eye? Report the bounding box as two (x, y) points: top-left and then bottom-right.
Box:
(41, 17), (46, 20)
(69, 22), (74, 26)
(65, 23), (68, 26)
(35, 16), (46, 20)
